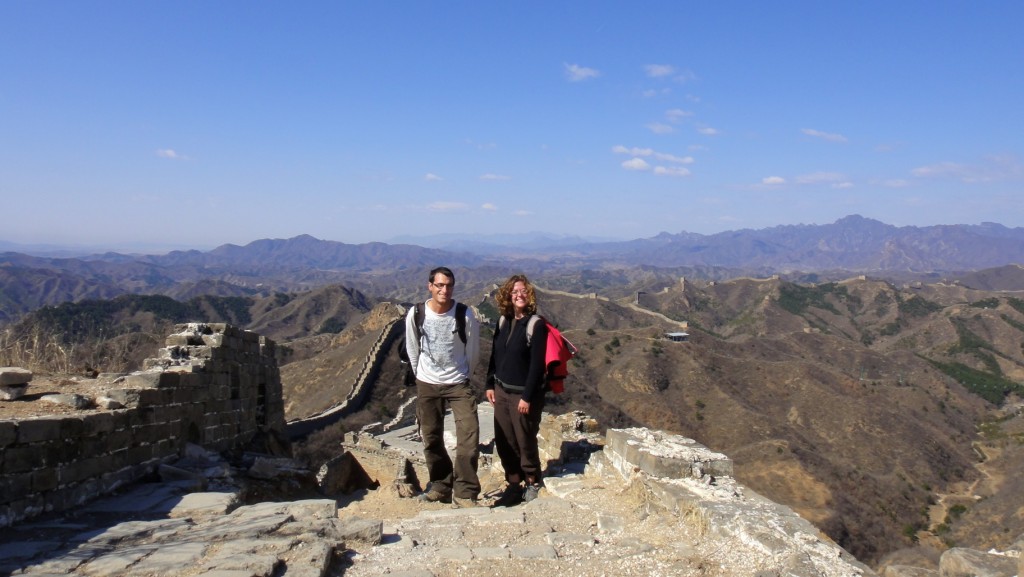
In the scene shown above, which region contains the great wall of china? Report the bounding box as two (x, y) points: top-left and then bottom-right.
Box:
(3, 319), (1022, 576)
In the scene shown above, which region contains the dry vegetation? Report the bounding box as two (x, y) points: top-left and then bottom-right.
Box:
(4, 272), (1024, 568)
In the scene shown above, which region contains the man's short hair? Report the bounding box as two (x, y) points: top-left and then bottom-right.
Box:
(429, 266), (455, 284)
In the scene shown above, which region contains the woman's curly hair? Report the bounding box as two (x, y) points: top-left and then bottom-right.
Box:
(495, 274), (537, 318)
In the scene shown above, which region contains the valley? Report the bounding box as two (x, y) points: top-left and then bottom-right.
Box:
(3, 221), (1024, 570)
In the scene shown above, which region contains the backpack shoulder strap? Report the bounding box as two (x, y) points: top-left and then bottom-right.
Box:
(455, 302), (468, 344)
(525, 315), (543, 346)
(413, 302), (426, 342)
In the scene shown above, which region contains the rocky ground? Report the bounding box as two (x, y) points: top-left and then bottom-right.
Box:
(0, 372), (130, 419)
(0, 447), (735, 577)
(337, 467), (716, 577)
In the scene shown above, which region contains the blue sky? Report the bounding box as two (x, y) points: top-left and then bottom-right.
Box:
(2, 1), (1022, 251)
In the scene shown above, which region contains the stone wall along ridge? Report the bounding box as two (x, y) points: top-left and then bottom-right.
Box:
(0, 322), (284, 527)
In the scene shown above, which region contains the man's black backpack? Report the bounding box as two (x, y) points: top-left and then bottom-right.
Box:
(398, 302), (468, 386)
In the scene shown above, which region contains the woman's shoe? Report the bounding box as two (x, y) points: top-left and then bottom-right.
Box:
(523, 483), (542, 503)
(492, 484), (523, 507)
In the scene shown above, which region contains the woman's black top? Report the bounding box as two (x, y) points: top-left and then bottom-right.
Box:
(486, 314), (549, 403)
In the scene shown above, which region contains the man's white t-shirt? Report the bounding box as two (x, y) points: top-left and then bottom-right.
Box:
(405, 300), (480, 385)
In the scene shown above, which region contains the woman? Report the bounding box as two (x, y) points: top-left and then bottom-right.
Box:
(486, 274), (549, 506)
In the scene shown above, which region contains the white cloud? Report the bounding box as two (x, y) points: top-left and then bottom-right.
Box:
(514, 209), (533, 217)
(795, 172), (846, 185)
(479, 173), (511, 181)
(645, 64), (676, 78)
(427, 201), (469, 212)
(642, 88), (673, 98)
(481, 203), (498, 211)
(612, 145), (693, 164)
(655, 153), (694, 165)
(622, 158), (651, 171)
(665, 109), (692, 123)
(801, 128), (848, 143)
(697, 126), (719, 136)
(613, 145), (652, 156)
(564, 63), (601, 82)
(424, 173), (443, 182)
(464, 138), (497, 150)
(883, 179), (911, 188)
(647, 123), (675, 134)
(909, 157), (1023, 183)
(762, 176), (786, 185)
(832, 181), (854, 189)
(645, 65), (697, 83)
(156, 149), (185, 160)
(653, 166), (691, 177)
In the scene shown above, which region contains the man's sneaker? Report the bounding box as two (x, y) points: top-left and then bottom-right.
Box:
(452, 496), (478, 508)
(523, 483), (542, 503)
(417, 488), (452, 504)
(491, 484), (523, 508)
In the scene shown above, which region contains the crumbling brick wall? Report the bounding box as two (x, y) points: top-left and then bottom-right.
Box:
(0, 323), (284, 527)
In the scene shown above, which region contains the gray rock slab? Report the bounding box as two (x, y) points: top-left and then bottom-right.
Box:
(13, 546), (98, 575)
(40, 393), (92, 409)
(78, 545), (159, 576)
(269, 540), (335, 577)
(79, 518), (192, 547)
(543, 476), (586, 498)
(436, 546), (474, 561)
(0, 540), (66, 565)
(881, 565), (939, 577)
(546, 532), (597, 546)
(336, 517), (384, 544)
(127, 541), (208, 575)
(81, 481), (194, 515)
(401, 524), (463, 547)
(511, 544), (559, 559)
(471, 546), (510, 559)
(606, 427), (733, 479)
(473, 509), (524, 524)
(597, 512), (625, 534)
(0, 385), (27, 400)
(0, 367), (32, 386)
(939, 547), (1017, 577)
(169, 491), (239, 518)
(413, 506), (492, 521)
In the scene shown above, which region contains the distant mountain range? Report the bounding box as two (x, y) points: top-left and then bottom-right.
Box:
(3, 215), (1024, 323)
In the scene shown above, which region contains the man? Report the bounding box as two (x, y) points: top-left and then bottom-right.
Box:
(405, 266), (481, 507)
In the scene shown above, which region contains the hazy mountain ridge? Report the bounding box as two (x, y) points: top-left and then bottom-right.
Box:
(3, 215), (1024, 325)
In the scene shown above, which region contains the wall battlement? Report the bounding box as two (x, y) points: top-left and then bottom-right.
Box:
(0, 323), (284, 527)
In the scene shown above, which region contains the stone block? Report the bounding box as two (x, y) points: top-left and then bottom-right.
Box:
(0, 421), (17, 448)
(59, 417), (85, 438)
(2, 446), (40, 473)
(138, 388), (173, 407)
(0, 367), (32, 386)
(1, 472), (33, 500)
(17, 418), (63, 444)
(106, 389), (141, 407)
(0, 385), (27, 401)
(124, 371), (165, 389)
(31, 467), (59, 492)
(605, 427), (732, 480)
(81, 412), (116, 436)
(201, 333), (225, 347)
(317, 452), (377, 495)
